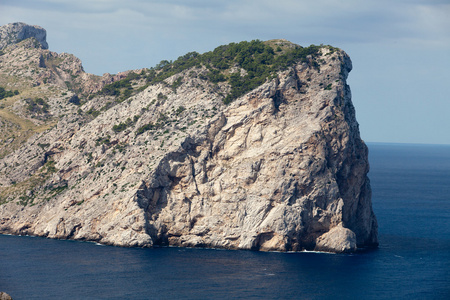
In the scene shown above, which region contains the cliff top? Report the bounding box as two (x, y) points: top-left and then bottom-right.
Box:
(0, 22), (48, 50)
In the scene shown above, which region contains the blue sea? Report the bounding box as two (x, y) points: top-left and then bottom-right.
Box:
(1, 143), (449, 299)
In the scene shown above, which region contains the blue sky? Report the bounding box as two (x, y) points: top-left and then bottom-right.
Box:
(1, 0), (449, 144)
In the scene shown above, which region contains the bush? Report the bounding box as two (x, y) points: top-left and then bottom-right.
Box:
(171, 77), (183, 92)
(143, 40), (322, 104)
(0, 87), (18, 100)
(112, 115), (140, 132)
(157, 92), (167, 101)
(68, 94), (80, 105)
(26, 98), (49, 114)
(90, 41), (325, 106)
(136, 123), (156, 135)
(97, 72), (140, 101)
(175, 106), (185, 116)
(86, 108), (100, 117)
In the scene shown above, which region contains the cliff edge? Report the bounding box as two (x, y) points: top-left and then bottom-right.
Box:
(0, 22), (48, 50)
(0, 26), (378, 253)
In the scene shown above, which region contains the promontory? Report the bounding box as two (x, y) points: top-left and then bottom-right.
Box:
(0, 22), (378, 253)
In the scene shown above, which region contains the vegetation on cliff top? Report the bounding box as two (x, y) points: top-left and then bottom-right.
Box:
(98, 40), (325, 104)
(149, 40), (322, 104)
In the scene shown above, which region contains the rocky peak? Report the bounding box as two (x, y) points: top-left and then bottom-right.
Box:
(0, 22), (48, 50)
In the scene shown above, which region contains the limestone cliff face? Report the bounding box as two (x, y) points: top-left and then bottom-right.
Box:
(0, 22), (48, 50)
(0, 31), (377, 253)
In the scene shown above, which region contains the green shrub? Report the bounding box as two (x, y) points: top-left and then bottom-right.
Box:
(68, 94), (80, 105)
(86, 108), (100, 117)
(136, 120), (166, 135)
(0, 87), (18, 100)
(113, 120), (130, 132)
(96, 135), (111, 146)
(26, 98), (49, 114)
(44, 160), (57, 173)
(112, 115), (140, 132)
(143, 40), (322, 104)
(92, 41), (326, 107)
(157, 92), (167, 101)
(97, 71), (141, 101)
(175, 106), (185, 116)
(171, 77), (183, 92)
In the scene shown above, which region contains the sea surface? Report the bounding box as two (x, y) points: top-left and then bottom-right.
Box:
(1, 143), (449, 299)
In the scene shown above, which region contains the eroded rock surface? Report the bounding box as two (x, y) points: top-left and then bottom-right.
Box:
(0, 29), (377, 253)
(315, 224), (357, 253)
(0, 22), (48, 50)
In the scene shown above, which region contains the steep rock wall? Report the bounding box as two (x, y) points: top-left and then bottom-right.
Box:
(0, 22), (48, 50)
(0, 44), (377, 253)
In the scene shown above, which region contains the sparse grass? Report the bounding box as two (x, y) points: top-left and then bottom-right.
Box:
(0, 107), (56, 158)
(0, 158), (60, 206)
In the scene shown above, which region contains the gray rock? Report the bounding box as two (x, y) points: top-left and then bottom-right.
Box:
(0, 22), (48, 49)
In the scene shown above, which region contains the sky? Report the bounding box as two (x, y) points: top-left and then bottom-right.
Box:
(1, 0), (449, 145)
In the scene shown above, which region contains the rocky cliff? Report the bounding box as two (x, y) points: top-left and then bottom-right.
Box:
(0, 22), (48, 50)
(0, 23), (378, 253)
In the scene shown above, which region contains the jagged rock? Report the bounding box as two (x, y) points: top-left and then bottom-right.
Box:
(0, 292), (13, 300)
(314, 224), (357, 253)
(0, 22), (48, 49)
(0, 25), (378, 253)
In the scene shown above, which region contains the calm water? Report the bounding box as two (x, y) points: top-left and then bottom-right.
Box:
(1, 143), (449, 299)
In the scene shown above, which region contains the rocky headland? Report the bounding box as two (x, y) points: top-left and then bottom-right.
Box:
(0, 23), (378, 253)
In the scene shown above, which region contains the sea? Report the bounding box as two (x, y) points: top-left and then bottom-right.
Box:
(1, 143), (449, 299)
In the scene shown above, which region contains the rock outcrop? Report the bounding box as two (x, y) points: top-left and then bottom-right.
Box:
(0, 22), (48, 50)
(0, 26), (378, 253)
(0, 292), (13, 300)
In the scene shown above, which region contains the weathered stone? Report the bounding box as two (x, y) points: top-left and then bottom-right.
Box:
(0, 24), (378, 253)
(0, 292), (13, 300)
(315, 224), (357, 253)
(0, 22), (48, 49)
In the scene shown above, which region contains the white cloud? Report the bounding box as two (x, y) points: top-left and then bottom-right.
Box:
(407, 3), (450, 46)
(3, 0), (448, 47)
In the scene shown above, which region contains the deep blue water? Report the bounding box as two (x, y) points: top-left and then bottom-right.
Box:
(1, 143), (449, 299)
